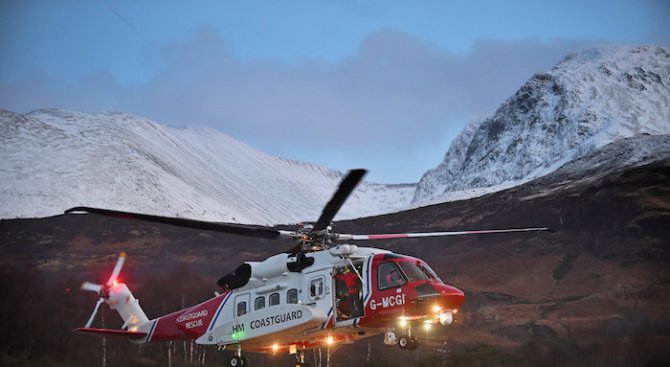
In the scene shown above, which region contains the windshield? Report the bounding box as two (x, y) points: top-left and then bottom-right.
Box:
(398, 261), (429, 282)
(421, 263), (443, 283)
(398, 261), (443, 283)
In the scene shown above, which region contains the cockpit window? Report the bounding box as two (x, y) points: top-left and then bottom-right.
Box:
(378, 262), (406, 289)
(421, 263), (443, 283)
(397, 261), (430, 282)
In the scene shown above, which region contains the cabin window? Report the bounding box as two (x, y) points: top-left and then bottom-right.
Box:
(287, 288), (298, 304)
(254, 296), (265, 310)
(237, 301), (247, 317)
(309, 277), (325, 300)
(269, 292), (280, 306)
(378, 262), (406, 290)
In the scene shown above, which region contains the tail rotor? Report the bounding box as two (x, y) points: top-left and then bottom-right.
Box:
(81, 252), (127, 328)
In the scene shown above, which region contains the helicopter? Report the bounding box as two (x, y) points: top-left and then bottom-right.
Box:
(68, 169), (548, 367)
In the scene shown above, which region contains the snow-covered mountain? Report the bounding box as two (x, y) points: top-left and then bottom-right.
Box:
(414, 45), (670, 204)
(0, 109), (414, 224)
(3, 45), (669, 222)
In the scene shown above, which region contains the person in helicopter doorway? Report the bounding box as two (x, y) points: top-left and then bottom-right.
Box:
(334, 265), (363, 320)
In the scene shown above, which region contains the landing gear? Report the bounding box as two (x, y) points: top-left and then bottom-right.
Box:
(292, 350), (311, 367)
(228, 355), (250, 366)
(397, 325), (419, 351)
(228, 344), (249, 366)
(398, 335), (418, 350)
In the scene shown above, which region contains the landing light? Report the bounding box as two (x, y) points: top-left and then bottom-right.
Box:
(423, 323), (432, 331)
(439, 311), (454, 326)
(272, 344), (279, 352)
(327, 336), (334, 345)
(432, 305), (442, 313)
(398, 319), (407, 327)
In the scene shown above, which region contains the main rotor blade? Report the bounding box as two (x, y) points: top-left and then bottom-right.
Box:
(107, 252), (126, 286)
(65, 207), (285, 240)
(313, 169), (367, 232)
(338, 227), (550, 241)
(85, 298), (105, 328)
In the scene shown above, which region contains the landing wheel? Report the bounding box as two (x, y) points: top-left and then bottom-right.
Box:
(398, 335), (410, 350)
(398, 335), (418, 351)
(229, 355), (243, 366)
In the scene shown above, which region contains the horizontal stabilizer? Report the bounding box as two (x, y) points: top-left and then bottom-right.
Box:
(73, 327), (147, 340)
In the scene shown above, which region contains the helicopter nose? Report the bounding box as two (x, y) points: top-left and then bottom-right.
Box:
(437, 284), (465, 310)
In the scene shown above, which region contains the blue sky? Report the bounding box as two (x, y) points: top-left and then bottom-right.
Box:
(1, 0), (668, 183)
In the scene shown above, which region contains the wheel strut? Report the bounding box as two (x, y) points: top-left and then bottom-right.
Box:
(229, 344), (248, 366)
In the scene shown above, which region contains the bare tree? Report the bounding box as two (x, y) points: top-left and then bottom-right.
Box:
(100, 308), (107, 367)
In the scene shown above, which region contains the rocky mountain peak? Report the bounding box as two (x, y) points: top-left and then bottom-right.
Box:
(414, 45), (670, 204)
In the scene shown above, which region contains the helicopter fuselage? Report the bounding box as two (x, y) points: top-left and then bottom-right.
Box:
(127, 246), (463, 353)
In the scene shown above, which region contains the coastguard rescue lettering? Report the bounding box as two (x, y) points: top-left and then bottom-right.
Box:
(369, 294), (406, 311)
(177, 310), (208, 329)
(177, 310), (208, 322)
(249, 310), (304, 330)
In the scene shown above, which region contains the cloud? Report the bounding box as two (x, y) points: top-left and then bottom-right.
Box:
(0, 28), (593, 180)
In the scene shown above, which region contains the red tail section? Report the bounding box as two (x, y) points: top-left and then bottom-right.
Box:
(148, 292), (229, 342)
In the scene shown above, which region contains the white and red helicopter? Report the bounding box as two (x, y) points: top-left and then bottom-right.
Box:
(68, 169), (547, 367)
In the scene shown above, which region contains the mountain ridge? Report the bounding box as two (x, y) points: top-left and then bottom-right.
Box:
(0, 108), (414, 224)
(414, 45), (670, 204)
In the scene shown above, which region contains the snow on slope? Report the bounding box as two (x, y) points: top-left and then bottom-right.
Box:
(545, 133), (670, 180)
(520, 133), (670, 200)
(415, 45), (670, 204)
(0, 109), (414, 224)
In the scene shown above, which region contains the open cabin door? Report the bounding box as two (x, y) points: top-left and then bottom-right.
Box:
(333, 258), (366, 325)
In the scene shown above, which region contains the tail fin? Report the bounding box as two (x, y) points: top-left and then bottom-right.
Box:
(79, 253), (150, 334)
(107, 282), (150, 328)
